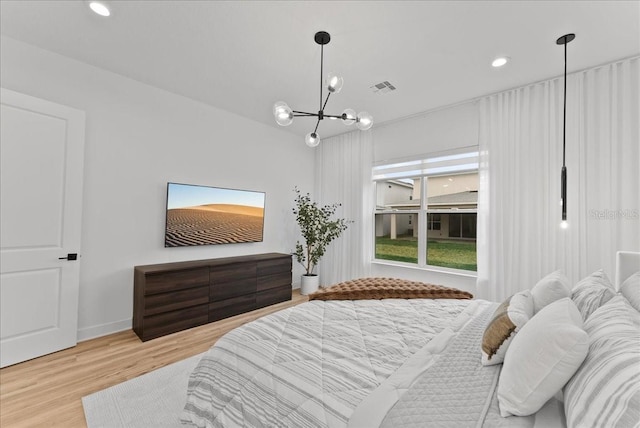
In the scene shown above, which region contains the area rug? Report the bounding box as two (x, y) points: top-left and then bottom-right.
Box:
(82, 353), (203, 427)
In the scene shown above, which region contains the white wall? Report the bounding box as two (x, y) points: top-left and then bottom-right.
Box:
(1, 36), (315, 340)
(371, 102), (480, 293)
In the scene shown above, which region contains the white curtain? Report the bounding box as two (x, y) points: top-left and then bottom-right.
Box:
(477, 57), (639, 301)
(314, 130), (374, 286)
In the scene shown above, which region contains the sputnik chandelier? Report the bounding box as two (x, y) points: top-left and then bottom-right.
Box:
(273, 31), (373, 147)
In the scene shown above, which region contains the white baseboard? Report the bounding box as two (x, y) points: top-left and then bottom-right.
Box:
(77, 318), (131, 342)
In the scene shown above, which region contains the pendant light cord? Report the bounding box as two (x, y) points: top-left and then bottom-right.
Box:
(562, 42), (567, 168)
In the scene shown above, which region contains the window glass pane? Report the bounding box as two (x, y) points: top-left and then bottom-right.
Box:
(425, 172), (477, 271)
(375, 213), (419, 264)
(427, 212), (477, 271)
(426, 238), (477, 271)
(426, 172), (478, 204)
(376, 178), (420, 210)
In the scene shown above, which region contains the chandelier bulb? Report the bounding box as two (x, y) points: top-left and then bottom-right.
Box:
(560, 220), (569, 229)
(342, 108), (356, 125)
(326, 73), (344, 94)
(305, 132), (320, 147)
(356, 111), (373, 130)
(273, 101), (293, 126)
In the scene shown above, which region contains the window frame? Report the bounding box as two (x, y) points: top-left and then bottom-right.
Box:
(372, 148), (479, 273)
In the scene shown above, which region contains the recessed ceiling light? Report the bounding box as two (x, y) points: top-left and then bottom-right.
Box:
(89, 1), (111, 17)
(492, 56), (510, 68)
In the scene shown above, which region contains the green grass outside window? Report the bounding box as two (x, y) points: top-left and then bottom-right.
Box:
(375, 236), (477, 271)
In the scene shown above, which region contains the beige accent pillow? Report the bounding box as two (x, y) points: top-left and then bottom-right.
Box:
(481, 290), (534, 366)
(530, 270), (571, 313)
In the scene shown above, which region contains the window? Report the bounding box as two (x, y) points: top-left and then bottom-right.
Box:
(373, 149), (478, 272)
(427, 213), (441, 231)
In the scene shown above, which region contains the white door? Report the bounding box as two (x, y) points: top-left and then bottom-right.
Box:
(0, 88), (85, 368)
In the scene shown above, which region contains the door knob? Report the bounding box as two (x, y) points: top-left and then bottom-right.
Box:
(59, 253), (78, 261)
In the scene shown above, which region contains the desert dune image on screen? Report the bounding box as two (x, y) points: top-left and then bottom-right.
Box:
(165, 183), (265, 247)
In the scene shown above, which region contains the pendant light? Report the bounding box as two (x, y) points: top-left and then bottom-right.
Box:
(273, 31), (373, 147)
(557, 33), (575, 229)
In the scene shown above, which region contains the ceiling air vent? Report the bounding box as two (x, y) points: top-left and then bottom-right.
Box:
(370, 81), (396, 95)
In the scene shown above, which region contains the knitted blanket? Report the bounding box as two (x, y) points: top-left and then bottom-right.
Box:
(309, 277), (473, 301)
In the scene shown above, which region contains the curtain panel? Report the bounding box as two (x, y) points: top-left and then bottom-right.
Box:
(314, 130), (374, 287)
(478, 57), (639, 301)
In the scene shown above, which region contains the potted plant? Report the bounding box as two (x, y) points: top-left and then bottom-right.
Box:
(292, 187), (350, 294)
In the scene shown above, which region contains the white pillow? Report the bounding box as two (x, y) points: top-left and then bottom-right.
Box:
(563, 295), (640, 428)
(570, 269), (616, 321)
(497, 298), (589, 417)
(530, 270), (571, 313)
(619, 271), (640, 312)
(481, 290), (534, 366)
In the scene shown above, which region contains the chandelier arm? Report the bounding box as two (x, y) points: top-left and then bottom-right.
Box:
(313, 118), (321, 134)
(292, 111), (318, 117)
(322, 92), (331, 112)
(323, 114), (345, 119)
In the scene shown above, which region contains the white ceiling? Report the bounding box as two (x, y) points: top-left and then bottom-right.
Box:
(1, 1), (638, 140)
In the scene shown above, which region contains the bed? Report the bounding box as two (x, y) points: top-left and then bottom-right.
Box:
(181, 252), (640, 428)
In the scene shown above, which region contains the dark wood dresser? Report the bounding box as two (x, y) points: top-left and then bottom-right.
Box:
(133, 252), (292, 341)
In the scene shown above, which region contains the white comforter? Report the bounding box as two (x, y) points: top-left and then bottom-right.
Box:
(181, 298), (472, 427)
(181, 298), (565, 428)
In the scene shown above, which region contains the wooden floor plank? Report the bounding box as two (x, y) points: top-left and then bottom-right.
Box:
(0, 291), (308, 427)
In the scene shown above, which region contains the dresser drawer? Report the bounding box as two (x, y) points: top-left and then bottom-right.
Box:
(209, 294), (256, 322)
(210, 263), (257, 283)
(210, 277), (256, 301)
(257, 257), (291, 276)
(257, 272), (291, 292)
(144, 268), (209, 295)
(256, 284), (291, 309)
(142, 304), (209, 341)
(144, 285), (209, 316)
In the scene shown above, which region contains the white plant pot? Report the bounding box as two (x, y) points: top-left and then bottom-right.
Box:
(300, 274), (320, 295)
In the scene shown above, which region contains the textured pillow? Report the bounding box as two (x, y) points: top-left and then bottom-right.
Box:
(530, 270), (571, 313)
(619, 271), (640, 312)
(564, 295), (640, 428)
(570, 269), (616, 321)
(498, 298), (589, 417)
(481, 290), (534, 366)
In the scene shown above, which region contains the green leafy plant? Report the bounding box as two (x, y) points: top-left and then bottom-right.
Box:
(292, 187), (351, 276)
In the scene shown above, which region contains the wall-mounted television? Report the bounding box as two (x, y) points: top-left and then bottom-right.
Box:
(164, 182), (265, 247)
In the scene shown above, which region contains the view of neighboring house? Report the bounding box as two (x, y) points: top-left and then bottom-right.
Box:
(375, 172), (478, 240)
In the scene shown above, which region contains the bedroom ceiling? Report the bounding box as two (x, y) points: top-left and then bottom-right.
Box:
(1, 1), (638, 140)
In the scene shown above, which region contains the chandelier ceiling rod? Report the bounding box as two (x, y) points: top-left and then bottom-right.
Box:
(273, 31), (373, 147)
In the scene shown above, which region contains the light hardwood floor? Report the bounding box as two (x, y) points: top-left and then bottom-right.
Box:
(0, 290), (308, 427)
